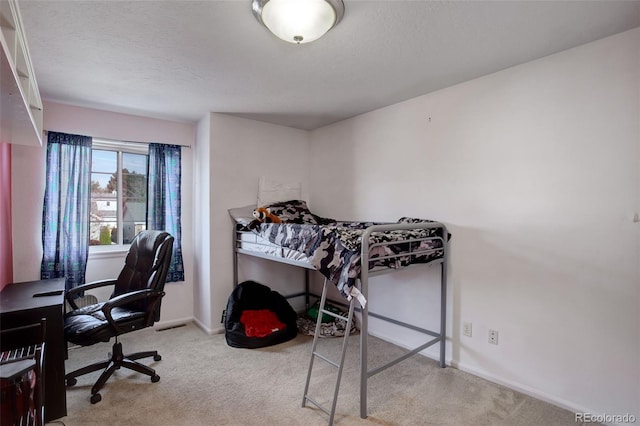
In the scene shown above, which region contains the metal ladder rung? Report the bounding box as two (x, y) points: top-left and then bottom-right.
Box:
(320, 309), (349, 323)
(312, 351), (340, 368)
(303, 395), (332, 416)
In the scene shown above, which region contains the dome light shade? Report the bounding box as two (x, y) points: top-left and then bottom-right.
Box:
(252, 0), (345, 44)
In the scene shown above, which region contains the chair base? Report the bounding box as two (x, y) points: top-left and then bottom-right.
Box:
(65, 339), (161, 403)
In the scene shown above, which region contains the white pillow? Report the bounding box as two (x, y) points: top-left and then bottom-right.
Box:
(257, 177), (301, 207)
(228, 204), (256, 226)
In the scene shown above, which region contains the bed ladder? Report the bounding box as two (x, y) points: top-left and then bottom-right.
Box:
(302, 278), (356, 426)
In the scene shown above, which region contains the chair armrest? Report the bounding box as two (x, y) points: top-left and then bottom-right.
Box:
(65, 279), (117, 309)
(100, 290), (165, 334)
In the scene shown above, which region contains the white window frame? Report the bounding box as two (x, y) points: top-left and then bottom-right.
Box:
(89, 138), (148, 258)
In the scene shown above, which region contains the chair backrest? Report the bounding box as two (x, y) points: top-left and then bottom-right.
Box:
(112, 230), (174, 319)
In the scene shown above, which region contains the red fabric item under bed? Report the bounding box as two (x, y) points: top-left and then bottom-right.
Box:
(240, 309), (286, 337)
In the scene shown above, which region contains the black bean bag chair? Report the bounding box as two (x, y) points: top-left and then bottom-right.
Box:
(224, 281), (297, 349)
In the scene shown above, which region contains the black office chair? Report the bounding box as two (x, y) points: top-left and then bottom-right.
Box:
(64, 230), (174, 404)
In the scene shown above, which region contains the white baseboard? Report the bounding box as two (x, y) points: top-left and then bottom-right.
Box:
(154, 317), (194, 331)
(450, 361), (635, 426)
(366, 330), (614, 424)
(191, 317), (224, 335)
(450, 360), (596, 418)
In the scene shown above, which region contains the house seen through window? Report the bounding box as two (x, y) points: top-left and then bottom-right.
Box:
(90, 140), (148, 246)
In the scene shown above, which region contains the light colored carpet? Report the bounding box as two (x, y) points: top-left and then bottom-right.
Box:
(56, 322), (588, 426)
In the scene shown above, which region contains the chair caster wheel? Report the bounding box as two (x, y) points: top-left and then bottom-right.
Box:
(151, 374), (160, 383)
(66, 377), (77, 387)
(153, 354), (162, 361)
(90, 393), (102, 404)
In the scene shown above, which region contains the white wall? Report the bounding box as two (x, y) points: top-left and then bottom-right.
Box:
(11, 142), (45, 282)
(195, 113), (310, 332)
(193, 114), (212, 331)
(309, 28), (640, 419)
(12, 101), (196, 327)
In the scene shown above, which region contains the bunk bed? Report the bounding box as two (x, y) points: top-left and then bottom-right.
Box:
(230, 200), (449, 424)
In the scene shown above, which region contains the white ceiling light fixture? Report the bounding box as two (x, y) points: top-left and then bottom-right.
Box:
(252, 0), (345, 44)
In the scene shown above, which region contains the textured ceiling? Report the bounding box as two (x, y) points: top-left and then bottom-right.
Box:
(18, 0), (640, 130)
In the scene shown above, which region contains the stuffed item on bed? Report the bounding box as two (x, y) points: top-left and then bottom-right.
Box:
(247, 206), (282, 230)
(254, 206), (282, 223)
(225, 281), (298, 349)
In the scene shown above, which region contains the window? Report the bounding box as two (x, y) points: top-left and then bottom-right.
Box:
(90, 140), (148, 246)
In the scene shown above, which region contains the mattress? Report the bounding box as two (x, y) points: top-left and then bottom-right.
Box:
(237, 230), (310, 263)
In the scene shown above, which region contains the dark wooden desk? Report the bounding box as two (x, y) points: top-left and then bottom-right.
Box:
(0, 278), (67, 421)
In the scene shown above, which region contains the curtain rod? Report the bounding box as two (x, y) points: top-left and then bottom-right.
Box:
(94, 137), (192, 149)
(43, 130), (192, 149)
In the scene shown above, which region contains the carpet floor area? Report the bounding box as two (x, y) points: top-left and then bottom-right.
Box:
(56, 322), (591, 426)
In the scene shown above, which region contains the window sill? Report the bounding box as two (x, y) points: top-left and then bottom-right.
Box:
(88, 246), (129, 260)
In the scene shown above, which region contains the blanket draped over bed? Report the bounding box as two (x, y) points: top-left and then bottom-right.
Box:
(237, 201), (446, 301)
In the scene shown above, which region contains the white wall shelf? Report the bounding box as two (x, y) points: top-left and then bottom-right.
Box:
(0, 0), (43, 147)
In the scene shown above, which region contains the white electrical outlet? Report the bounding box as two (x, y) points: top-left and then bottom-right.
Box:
(463, 322), (472, 337)
(488, 329), (499, 345)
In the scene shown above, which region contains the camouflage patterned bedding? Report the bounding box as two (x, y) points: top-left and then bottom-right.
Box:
(237, 201), (447, 301)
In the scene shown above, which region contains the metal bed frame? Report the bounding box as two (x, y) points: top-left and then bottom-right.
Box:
(233, 221), (448, 424)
